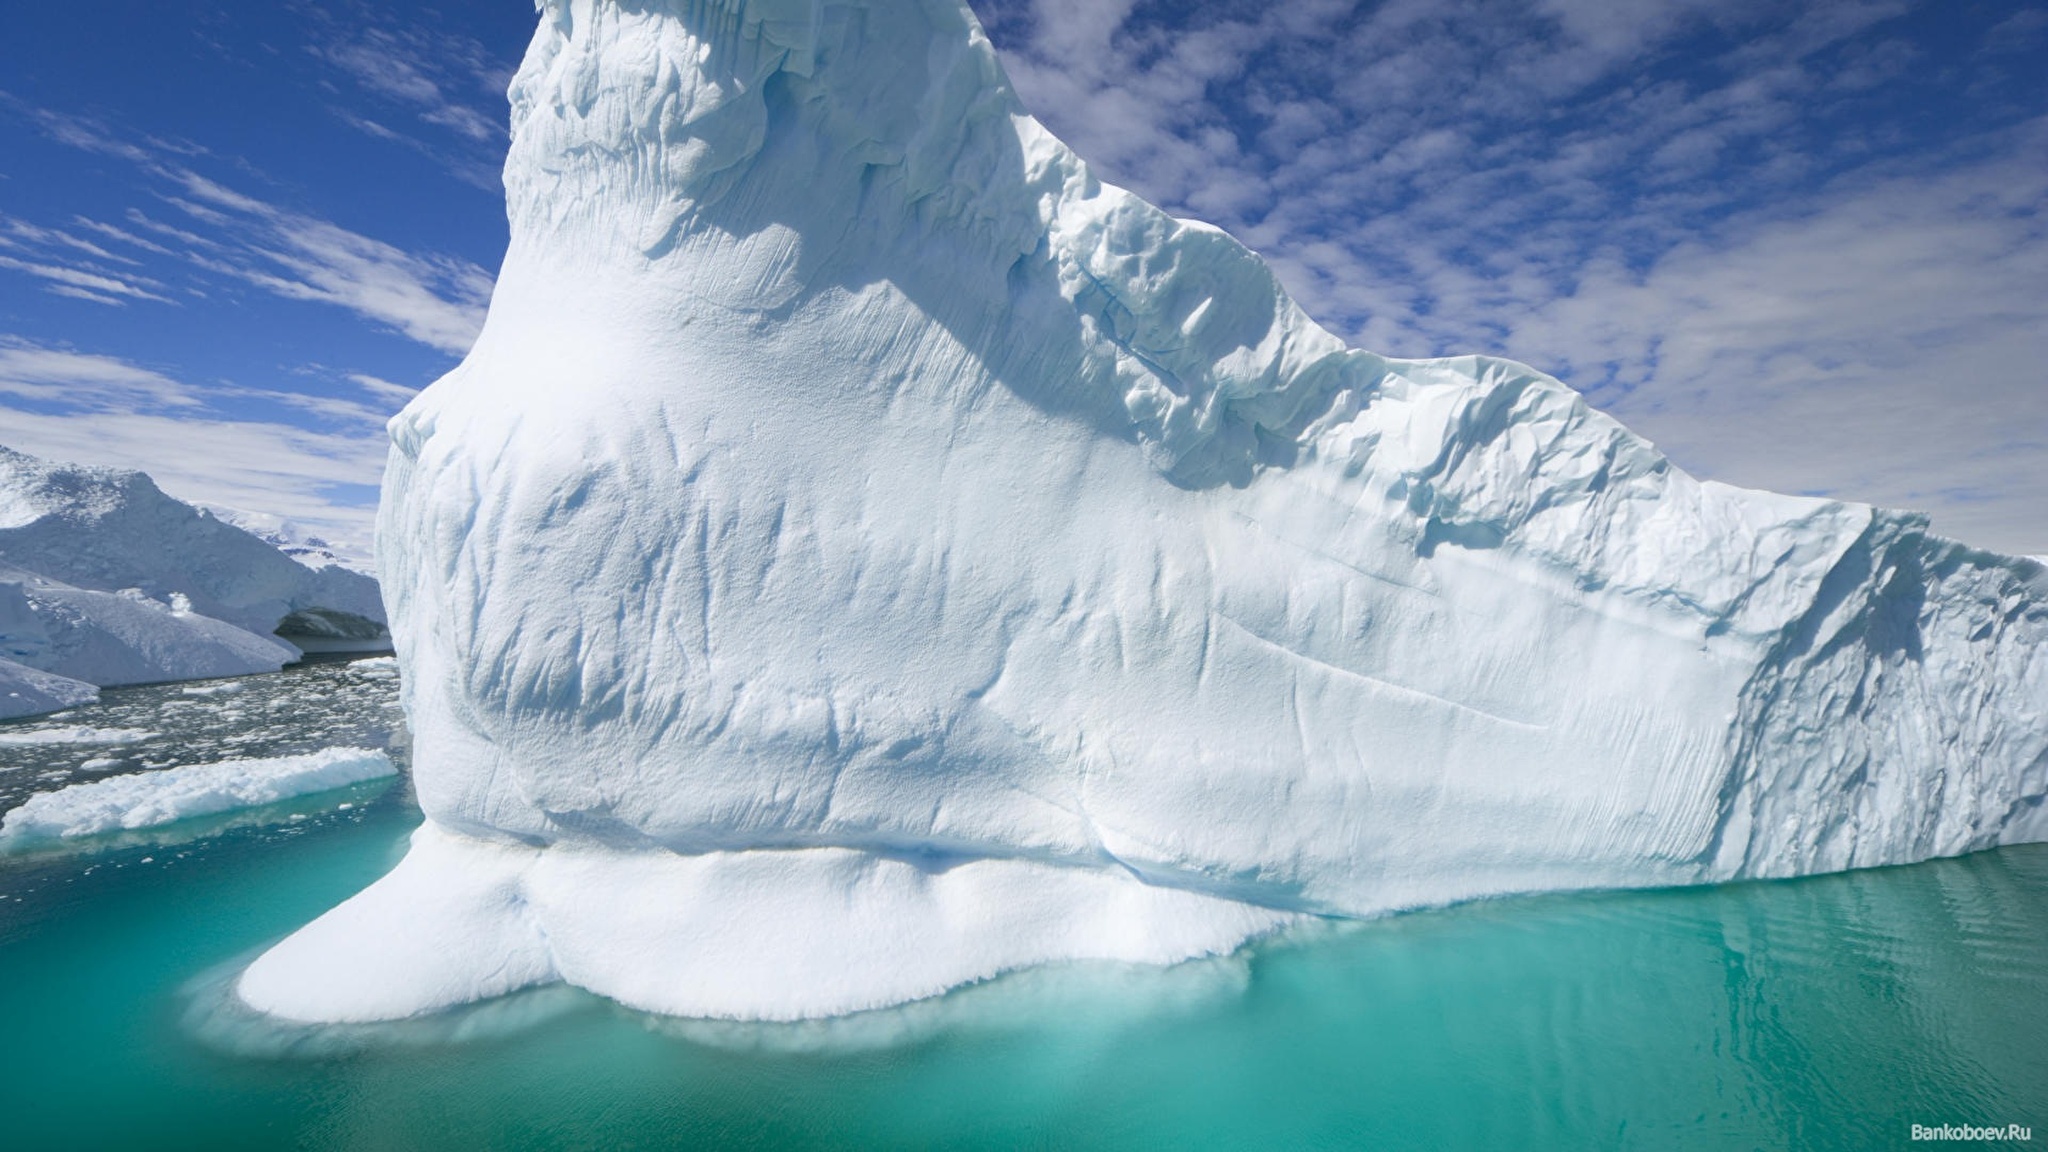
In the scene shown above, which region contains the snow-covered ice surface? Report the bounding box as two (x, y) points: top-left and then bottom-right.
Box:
(0, 747), (394, 850)
(0, 446), (384, 638)
(0, 657), (96, 721)
(244, 0), (2048, 1024)
(1, 563), (299, 691)
(182, 681), (245, 697)
(0, 446), (389, 716)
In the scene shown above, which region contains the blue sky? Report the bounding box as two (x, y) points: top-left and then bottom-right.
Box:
(1, 0), (2044, 557)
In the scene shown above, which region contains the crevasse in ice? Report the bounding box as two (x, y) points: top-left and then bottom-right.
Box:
(239, 0), (2048, 1023)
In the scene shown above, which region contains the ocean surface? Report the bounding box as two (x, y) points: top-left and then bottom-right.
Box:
(0, 662), (2043, 1150)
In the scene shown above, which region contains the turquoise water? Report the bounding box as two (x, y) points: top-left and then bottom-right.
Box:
(1, 676), (2044, 1148)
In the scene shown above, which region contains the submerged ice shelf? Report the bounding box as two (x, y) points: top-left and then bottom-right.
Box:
(242, 0), (2048, 1023)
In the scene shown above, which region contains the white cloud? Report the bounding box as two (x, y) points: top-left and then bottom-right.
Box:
(974, 0), (2047, 553)
(164, 170), (492, 357)
(0, 341), (389, 552)
(0, 252), (174, 305)
(69, 216), (176, 258)
(2, 217), (133, 264)
(296, 6), (514, 189)
(0, 340), (201, 409)
(43, 285), (126, 307)
(0, 214), (178, 305)
(346, 372), (422, 405)
(0, 406), (386, 552)
(0, 106), (495, 358)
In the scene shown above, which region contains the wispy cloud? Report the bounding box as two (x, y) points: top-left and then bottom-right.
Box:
(167, 171), (491, 356)
(0, 340), (396, 552)
(69, 216), (175, 258)
(345, 372), (420, 406)
(0, 339), (200, 409)
(0, 106), (493, 357)
(0, 253), (174, 306)
(0, 89), (479, 553)
(293, 2), (515, 191)
(0, 213), (177, 305)
(976, 0), (2048, 553)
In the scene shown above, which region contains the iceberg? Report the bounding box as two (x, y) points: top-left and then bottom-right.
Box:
(0, 445), (391, 715)
(243, 0), (2048, 1023)
(0, 446), (385, 639)
(0, 563), (300, 691)
(0, 657), (97, 721)
(0, 746), (395, 850)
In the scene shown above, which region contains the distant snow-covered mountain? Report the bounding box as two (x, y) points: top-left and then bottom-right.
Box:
(0, 445), (388, 720)
(205, 507), (373, 576)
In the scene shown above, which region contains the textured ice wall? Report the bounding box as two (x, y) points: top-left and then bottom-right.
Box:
(244, 0), (2048, 1023)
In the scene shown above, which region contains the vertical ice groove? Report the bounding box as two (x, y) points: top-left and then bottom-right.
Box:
(242, 0), (2048, 1024)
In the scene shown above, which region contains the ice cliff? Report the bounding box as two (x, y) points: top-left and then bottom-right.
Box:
(0, 445), (389, 717)
(241, 0), (2048, 1023)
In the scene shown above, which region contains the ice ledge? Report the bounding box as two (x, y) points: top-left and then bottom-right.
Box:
(236, 822), (1295, 1023)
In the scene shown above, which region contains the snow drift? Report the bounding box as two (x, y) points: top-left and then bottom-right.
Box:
(242, 0), (2048, 1023)
(0, 445), (390, 716)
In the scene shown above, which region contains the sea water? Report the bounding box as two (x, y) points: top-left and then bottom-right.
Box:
(0, 665), (2043, 1150)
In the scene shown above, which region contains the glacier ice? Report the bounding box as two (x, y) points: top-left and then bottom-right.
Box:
(0, 445), (384, 639)
(1, 562), (299, 692)
(0, 746), (394, 849)
(243, 0), (2048, 1023)
(0, 445), (390, 715)
(0, 657), (97, 721)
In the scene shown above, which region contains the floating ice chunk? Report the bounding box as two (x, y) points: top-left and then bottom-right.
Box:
(1, 563), (297, 689)
(0, 725), (155, 747)
(181, 681), (245, 697)
(347, 656), (399, 681)
(0, 445), (393, 718)
(0, 747), (394, 849)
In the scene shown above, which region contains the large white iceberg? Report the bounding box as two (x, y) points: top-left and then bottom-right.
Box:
(242, 0), (2048, 1023)
(0, 445), (391, 716)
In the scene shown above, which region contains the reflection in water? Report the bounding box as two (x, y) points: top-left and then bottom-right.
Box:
(0, 659), (2041, 1149)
